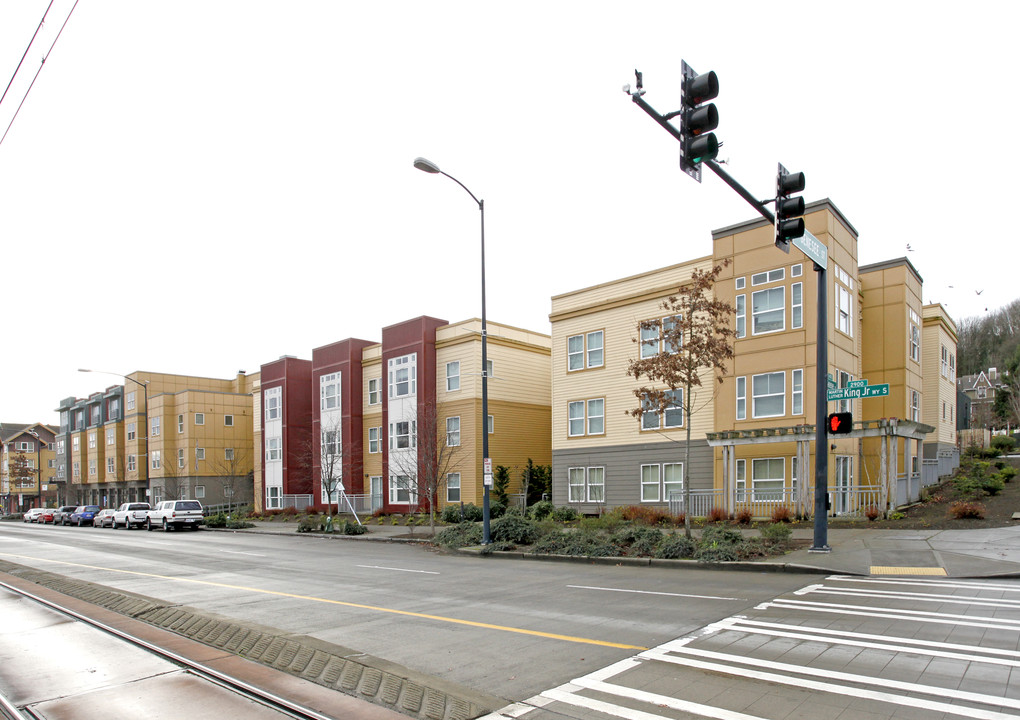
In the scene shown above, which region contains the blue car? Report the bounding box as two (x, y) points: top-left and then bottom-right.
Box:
(69, 505), (101, 526)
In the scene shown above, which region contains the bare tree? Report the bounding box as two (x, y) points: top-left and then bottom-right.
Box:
(158, 447), (188, 501)
(210, 447), (253, 513)
(628, 260), (735, 538)
(388, 400), (463, 535)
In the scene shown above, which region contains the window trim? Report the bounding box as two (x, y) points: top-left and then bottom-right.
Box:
(446, 416), (461, 447)
(751, 286), (785, 336)
(446, 472), (461, 503)
(445, 362), (460, 392)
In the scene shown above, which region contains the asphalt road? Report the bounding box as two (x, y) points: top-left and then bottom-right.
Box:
(0, 522), (808, 703)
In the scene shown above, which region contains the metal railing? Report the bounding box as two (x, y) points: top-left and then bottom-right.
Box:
(667, 485), (886, 521)
(282, 494), (313, 511)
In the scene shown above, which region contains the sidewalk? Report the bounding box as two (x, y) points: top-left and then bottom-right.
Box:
(231, 519), (1020, 579)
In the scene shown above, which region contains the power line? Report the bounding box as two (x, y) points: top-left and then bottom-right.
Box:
(0, 0), (55, 109)
(0, 0), (81, 149)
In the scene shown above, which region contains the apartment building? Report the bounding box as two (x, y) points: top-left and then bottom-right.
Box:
(551, 200), (954, 517)
(0, 422), (58, 512)
(56, 371), (259, 508)
(260, 316), (551, 514)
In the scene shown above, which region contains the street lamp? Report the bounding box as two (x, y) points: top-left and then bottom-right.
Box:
(79, 369), (150, 501)
(413, 156), (491, 544)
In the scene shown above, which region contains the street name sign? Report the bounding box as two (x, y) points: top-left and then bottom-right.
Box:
(793, 229), (828, 269)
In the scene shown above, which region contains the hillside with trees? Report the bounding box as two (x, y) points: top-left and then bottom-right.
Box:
(957, 299), (1020, 376)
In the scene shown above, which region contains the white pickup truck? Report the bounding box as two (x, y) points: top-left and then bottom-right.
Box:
(146, 500), (204, 531)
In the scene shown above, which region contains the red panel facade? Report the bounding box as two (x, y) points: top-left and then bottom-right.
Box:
(311, 338), (374, 502)
(380, 316), (446, 513)
(259, 356), (313, 497)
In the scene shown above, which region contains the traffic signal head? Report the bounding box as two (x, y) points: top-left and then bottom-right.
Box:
(827, 412), (852, 435)
(679, 61), (720, 182)
(775, 163), (806, 252)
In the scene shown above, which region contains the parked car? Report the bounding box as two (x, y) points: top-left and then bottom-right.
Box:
(113, 502), (151, 530)
(52, 505), (78, 525)
(69, 505), (101, 526)
(23, 508), (45, 523)
(93, 509), (116, 528)
(146, 500), (204, 531)
(39, 508), (55, 523)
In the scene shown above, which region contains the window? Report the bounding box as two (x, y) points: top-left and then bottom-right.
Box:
(735, 295), (746, 338)
(91, 405), (100, 425)
(106, 428), (115, 445)
(910, 324), (921, 362)
(488, 415), (494, 434)
(178, 414), (184, 433)
(792, 264), (803, 277)
(486, 359), (494, 378)
(640, 390), (683, 430)
(640, 464), (660, 501)
(388, 354), (416, 398)
(838, 371), (854, 414)
(151, 417), (160, 437)
(836, 283), (853, 336)
(640, 324), (658, 358)
(640, 463), (683, 503)
(323, 431), (341, 457)
(446, 362), (460, 391)
(368, 378), (381, 405)
(390, 421), (416, 450)
(266, 486), (281, 509)
(196, 448), (205, 461)
(752, 287), (785, 335)
(940, 346), (949, 377)
(567, 400), (596, 437)
(151, 451), (161, 470)
(127, 423), (136, 441)
(72, 436), (80, 452)
(107, 458), (115, 474)
(751, 458), (785, 501)
(792, 369), (804, 415)
(792, 283), (803, 329)
(587, 399), (604, 434)
(178, 449), (186, 468)
(911, 390), (921, 422)
(752, 268), (785, 286)
(265, 387), (281, 420)
(735, 277), (746, 290)
(88, 432), (96, 449)
(389, 475), (417, 504)
(752, 372), (785, 418)
(225, 448), (234, 461)
(320, 372), (340, 410)
(266, 437), (281, 462)
(128, 455), (136, 472)
(663, 463), (683, 501)
(567, 330), (605, 371)
(567, 466), (605, 503)
(949, 354), (956, 381)
(195, 412), (205, 425)
(126, 392), (136, 411)
(72, 461), (80, 479)
(368, 427), (381, 453)
(736, 377), (746, 420)
(446, 473), (461, 503)
(89, 458), (97, 476)
(446, 417), (460, 447)
(195, 485), (205, 499)
(224, 415), (234, 427)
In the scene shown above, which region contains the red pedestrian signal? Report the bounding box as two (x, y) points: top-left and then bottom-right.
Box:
(827, 412), (852, 435)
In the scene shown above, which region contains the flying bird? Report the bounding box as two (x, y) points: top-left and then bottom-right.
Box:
(976, 289), (984, 295)
(906, 244), (914, 252)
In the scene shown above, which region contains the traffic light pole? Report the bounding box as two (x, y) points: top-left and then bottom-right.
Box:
(628, 77), (831, 552)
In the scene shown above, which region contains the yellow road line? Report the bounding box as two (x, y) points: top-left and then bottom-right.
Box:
(0, 551), (647, 650)
(870, 566), (948, 576)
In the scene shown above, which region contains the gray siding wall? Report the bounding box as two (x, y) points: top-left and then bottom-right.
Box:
(552, 439), (713, 513)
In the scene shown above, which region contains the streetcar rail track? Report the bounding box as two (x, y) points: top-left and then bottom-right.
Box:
(0, 579), (338, 720)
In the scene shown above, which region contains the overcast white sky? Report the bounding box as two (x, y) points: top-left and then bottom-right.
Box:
(2, 1), (1017, 425)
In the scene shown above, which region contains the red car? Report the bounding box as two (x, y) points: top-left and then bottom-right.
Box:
(39, 509), (55, 524)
